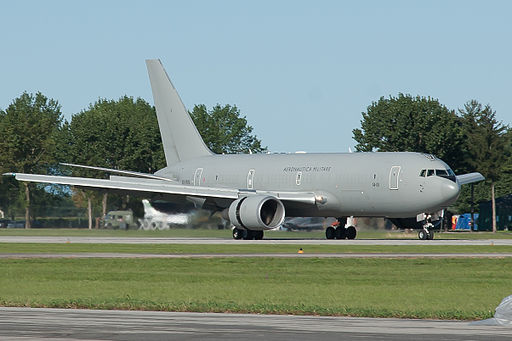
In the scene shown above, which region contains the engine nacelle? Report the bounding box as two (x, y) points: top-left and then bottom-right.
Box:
(228, 196), (285, 230)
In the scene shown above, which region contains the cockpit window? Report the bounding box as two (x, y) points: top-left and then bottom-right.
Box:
(419, 168), (456, 182)
(436, 168), (457, 182)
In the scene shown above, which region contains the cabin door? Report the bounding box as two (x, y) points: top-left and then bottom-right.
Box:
(247, 169), (255, 189)
(194, 168), (203, 186)
(389, 166), (401, 190)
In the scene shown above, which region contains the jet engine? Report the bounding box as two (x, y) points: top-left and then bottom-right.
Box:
(228, 196), (285, 230)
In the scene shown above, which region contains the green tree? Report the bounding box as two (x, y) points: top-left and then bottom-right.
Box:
(0, 92), (63, 228)
(0, 177), (21, 220)
(190, 104), (266, 154)
(352, 94), (466, 172)
(64, 96), (165, 228)
(458, 100), (510, 232)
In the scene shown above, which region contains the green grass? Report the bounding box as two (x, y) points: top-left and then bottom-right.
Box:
(0, 257), (507, 320)
(1, 228), (512, 239)
(0, 242), (511, 254)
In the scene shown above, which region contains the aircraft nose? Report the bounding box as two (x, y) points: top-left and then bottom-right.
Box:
(441, 181), (460, 203)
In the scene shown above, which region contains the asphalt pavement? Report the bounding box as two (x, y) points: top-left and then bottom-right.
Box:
(0, 308), (510, 341)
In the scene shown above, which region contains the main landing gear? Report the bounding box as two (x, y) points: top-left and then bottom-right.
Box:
(326, 217), (357, 240)
(232, 228), (264, 240)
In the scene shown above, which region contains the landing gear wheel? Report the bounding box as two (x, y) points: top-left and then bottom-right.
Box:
(346, 226), (357, 240)
(254, 230), (264, 240)
(427, 230), (435, 240)
(335, 227), (347, 239)
(232, 228), (244, 240)
(418, 229), (428, 240)
(326, 226), (336, 239)
(244, 230), (255, 240)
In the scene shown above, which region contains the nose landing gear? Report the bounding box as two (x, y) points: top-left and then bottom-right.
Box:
(418, 214), (435, 240)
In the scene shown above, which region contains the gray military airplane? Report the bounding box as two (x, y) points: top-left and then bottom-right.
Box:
(6, 59), (484, 240)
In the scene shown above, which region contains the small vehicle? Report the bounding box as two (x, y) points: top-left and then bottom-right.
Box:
(0, 219), (9, 228)
(6, 220), (42, 228)
(7, 220), (25, 228)
(103, 210), (135, 229)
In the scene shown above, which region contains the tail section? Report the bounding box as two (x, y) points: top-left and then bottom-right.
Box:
(142, 199), (159, 217)
(146, 59), (212, 166)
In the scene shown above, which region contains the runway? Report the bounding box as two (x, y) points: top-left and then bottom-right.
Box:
(0, 307), (509, 341)
(1, 236), (511, 245)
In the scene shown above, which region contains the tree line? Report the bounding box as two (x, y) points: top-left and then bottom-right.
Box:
(0, 91), (510, 231)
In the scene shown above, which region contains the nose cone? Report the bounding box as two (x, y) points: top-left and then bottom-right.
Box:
(441, 181), (460, 204)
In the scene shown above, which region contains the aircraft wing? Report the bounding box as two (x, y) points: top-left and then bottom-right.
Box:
(456, 172), (485, 185)
(6, 173), (318, 204)
(59, 163), (175, 182)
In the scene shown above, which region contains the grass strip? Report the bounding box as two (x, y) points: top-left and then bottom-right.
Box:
(0, 257), (507, 320)
(0, 243), (512, 254)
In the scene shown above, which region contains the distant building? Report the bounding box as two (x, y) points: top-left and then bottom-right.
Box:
(478, 194), (512, 231)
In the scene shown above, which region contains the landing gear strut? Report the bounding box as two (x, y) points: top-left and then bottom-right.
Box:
(325, 217), (357, 240)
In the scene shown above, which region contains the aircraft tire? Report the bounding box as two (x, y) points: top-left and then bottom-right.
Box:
(335, 227), (347, 239)
(325, 226), (336, 239)
(346, 226), (357, 239)
(418, 229), (428, 240)
(232, 228), (244, 240)
(254, 230), (264, 240)
(427, 230), (435, 240)
(243, 230), (255, 240)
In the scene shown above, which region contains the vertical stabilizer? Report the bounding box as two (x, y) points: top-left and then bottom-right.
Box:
(146, 59), (212, 165)
(142, 199), (158, 217)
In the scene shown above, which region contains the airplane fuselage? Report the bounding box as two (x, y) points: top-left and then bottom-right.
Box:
(156, 151), (460, 219)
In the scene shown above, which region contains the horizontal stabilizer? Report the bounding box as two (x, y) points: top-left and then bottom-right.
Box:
(457, 172), (485, 185)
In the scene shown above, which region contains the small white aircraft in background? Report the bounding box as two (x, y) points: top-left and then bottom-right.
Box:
(139, 199), (190, 230)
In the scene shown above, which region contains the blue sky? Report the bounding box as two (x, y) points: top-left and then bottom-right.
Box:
(1, 0), (511, 153)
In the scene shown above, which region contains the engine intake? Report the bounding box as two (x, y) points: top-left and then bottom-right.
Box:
(228, 196), (285, 230)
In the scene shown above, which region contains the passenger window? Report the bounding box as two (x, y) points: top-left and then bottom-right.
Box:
(420, 169), (426, 177)
(427, 169), (435, 177)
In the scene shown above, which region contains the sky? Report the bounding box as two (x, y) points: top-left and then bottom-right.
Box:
(1, 0), (511, 153)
